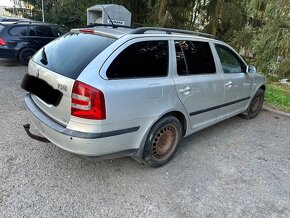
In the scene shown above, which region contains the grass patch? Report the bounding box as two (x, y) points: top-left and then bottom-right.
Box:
(265, 83), (290, 112)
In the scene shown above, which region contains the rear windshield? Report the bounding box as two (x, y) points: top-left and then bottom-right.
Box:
(33, 32), (116, 79)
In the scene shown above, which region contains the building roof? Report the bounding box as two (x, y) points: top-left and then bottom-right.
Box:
(87, 4), (131, 14)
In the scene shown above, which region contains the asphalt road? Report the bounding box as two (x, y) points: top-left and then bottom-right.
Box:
(0, 58), (290, 217)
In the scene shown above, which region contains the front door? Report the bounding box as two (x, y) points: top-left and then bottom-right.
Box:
(172, 40), (224, 130)
(214, 44), (253, 118)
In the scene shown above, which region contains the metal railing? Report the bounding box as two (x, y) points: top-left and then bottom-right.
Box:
(130, 27), (219, 40)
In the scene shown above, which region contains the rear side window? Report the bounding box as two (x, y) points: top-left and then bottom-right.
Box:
(33, 32), (116, 79)
(0, 25), (5, 33)
(175, 41), (216, 75)
(106, 41), (169, 79)
(9, 26), (28, 36)
(31, 25), (54, 37)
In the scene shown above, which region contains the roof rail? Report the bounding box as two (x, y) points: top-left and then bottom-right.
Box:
(130, 27), (219, 40)
(86, 23), (132, 29)
(15, 20), (41, 24)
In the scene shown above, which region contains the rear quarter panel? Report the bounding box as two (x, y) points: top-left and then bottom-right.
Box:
(76, 35), (191, 155)
(79, 36), (188, 125)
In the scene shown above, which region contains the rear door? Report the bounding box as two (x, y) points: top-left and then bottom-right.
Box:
(172, 39), (224, 130)
(214, 44), (253, 118)
(29, 25), (55, 50)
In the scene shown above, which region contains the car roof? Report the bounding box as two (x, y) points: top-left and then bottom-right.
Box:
(74, 25), (221, 42)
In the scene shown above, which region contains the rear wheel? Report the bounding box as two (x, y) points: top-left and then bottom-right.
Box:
(240, 88), (264, 119)
(19, 48), (36, 65)
(143, 116), (182, 168)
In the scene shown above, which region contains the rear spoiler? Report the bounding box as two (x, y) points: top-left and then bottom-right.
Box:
(71, 28), (120, 39)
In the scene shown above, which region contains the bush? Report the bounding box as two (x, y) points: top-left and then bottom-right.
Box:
(267, 74), (280, 82)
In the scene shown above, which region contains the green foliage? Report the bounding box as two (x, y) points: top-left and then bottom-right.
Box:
(230, 27), (255, 61)
(252, 1), (290, 77)
(204, 0), (247, 40)
(267, 74), (280, 83)
(265, 84), (290, 112)
(228, 0), (290, 77)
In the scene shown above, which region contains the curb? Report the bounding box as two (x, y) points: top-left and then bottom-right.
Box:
(263, 106), (290, 118)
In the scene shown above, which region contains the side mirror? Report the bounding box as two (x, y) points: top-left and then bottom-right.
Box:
(247, 65), (257, 74)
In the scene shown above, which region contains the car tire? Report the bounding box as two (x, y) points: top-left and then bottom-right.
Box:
(19, 48), (36, 66)
(143, 116), (182, 168)
(240, 88), (264, 119)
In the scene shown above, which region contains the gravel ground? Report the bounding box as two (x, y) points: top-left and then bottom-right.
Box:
(0, 58), (290, 217)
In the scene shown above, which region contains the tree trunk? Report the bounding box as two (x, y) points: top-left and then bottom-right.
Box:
(208, 0), (221, 35)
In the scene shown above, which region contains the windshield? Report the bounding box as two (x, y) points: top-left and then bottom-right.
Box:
(32, 32), (116, 79)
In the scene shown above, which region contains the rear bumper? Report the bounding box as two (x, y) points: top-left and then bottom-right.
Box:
(0, 47), (18, 59)
(24, 93), (140, 157)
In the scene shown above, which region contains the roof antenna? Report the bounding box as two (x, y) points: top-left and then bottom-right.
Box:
(101, 5), (116, 28)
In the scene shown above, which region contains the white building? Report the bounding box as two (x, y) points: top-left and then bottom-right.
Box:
(0, 0), (32, 17)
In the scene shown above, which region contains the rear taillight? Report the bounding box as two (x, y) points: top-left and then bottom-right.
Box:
(0, 38), (6, 46)
(79, 29), (94, 34)
(71, 81), (106, 120)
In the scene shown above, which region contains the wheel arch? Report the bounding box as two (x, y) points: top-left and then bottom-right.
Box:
(132, 109), (188, 162)
(17, 47), (37, 65)
(159, 111), (187, 137)
(17, 47), (36, 59)
(259, 85), (266, 91)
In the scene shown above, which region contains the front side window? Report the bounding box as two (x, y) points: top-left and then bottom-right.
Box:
(56, 26), (68, 36)
(32, 25), (54, 37)
(106, 40), (169, 79)
(9, 26), (28, 36)
(215, 44), (246, 73)
(175, 40), (216, 75)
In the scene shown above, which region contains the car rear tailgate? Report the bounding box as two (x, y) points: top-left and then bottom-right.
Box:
(28, 60), (74, 126)
(23, 31), (117, 126)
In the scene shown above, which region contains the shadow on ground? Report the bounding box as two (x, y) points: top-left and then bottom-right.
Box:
(0, 58), (22, 67)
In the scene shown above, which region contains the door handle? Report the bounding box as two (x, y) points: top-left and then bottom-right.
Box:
(179, 86), (191, 95)
(225, 81), (233, 88)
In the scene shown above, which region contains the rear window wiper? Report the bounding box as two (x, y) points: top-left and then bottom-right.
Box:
(40, 47), (48, 65)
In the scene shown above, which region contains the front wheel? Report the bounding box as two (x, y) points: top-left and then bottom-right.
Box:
(143, 116), (182, 168)
(240, 88), (264, 119)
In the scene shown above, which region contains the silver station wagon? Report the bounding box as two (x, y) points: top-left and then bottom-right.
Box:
(22, 26), (266, 167)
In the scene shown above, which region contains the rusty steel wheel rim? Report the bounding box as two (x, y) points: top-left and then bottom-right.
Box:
(152, 124), (178, 161)
(250, 95), (262, 113)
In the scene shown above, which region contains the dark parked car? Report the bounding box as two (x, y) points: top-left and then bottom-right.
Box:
(0, 21), (68, 65)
